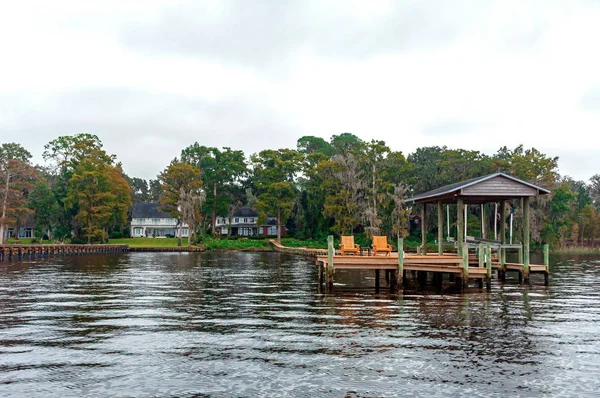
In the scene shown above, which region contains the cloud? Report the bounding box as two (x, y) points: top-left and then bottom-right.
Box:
(423, 119), (475, 136)
(117, 0), (482, 67)
(581, 86), (600, 110)
(1, 88), (299, 180)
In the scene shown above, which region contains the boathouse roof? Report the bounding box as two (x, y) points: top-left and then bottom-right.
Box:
(406, 172), (551, 205)
(132, 203), (172, 219)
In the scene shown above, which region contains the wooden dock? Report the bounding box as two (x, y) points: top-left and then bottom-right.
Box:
(0, 244), (129, 262)
(314, 237), (549, 291)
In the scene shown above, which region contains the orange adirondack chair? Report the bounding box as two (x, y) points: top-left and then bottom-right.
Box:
(339, 236), (360, 255)
(372, 236), (392, 256)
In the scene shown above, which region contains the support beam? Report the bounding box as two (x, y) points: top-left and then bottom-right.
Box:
(464, 204), (468, 240)
(494, 203), (498, 241)
(462, 243), (469, 287)
(544, 243), (549, 286)
(486, 244), (492, 290)
(523, 197), (530, 283)
(397, 237), (404, 288)
(437, 201), (443, 255)
(421, 204), (427, 255)
(446, 205), (450, 239)
(327, 235), (334, 287)
(500, 200), (507, 268)
(457, 198), (464, 256)
(481, 204), (485, 239)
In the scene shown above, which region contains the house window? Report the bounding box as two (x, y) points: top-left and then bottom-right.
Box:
(244, 218), (247, 223)
(235, 218), (239, 223)
(250, 218), (254, 223)
(182, 228), (188, 236)
(133, 228), (142, 235)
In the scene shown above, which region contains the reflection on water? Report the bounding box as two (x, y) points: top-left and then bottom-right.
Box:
(1, 252), (599, 397)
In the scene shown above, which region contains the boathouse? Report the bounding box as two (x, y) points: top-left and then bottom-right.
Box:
(315, 172), (551, 291)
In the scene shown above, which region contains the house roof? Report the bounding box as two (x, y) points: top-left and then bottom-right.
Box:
(232, 207), (259, 217)
(132, 202), (173, 219)
(406, 172), (551, 204)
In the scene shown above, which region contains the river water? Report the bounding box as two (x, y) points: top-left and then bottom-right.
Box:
(0, 252), (599, 397)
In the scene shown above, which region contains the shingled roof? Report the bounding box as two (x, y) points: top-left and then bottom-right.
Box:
(132, 203), (172, 218)
(406, 172), (551, 204)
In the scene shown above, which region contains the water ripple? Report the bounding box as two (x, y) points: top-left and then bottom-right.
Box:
(0, 251), (599, 396)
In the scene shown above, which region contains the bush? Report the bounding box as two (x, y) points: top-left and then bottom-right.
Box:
(110, 231), (124, 239)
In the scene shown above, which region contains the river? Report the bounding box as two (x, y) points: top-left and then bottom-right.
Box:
(1, 252), (599, 397)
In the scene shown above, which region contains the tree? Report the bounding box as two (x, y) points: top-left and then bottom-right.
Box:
(43, 134), (120, 242)
(589, 174), (600, 209)
(251, 149), (303, 242)
(130, 177), (150, 203)
(158, 161), (203, 246)
(43, 133), (114, 172)
(28, 180), (60, 240)
(297, 136), (333, 156)
(180, 144), (247, 235)
(64, 156), (131, 244)
(0, 143), (37, 244)
(149, 179), (162, 201)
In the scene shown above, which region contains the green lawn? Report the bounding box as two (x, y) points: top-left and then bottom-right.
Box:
(3, 238), (54, 244)
(108, 237), (191, 248)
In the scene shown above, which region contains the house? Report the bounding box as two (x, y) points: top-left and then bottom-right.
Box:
(1, 215), (35, 239)
(130, 203), (189, 238)
(215, 207), (284, 236)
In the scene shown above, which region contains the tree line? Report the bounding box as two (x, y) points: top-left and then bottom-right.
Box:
(1, 133), (599, 247)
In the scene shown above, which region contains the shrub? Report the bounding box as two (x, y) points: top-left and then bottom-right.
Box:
(109, 231), (124, 239)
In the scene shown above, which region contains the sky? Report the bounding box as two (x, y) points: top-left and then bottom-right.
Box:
(1, 0), (600, 182)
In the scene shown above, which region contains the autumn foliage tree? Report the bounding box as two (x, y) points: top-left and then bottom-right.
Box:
(64, 155), (131, 244)
(158, 161), (204, 246)
(0, 143), (37, 244)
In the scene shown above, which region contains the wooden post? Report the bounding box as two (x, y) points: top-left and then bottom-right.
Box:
(375, 269), (380, 292)
(494, 203), (498, 241)
(478, 243), (484, 269)
(446, 205), (450, 239)
(509, 213), (514, 244)
(481, 204), (485, 239)
(543, 243), (549, 286)
(421, 204), (427, 255)
(397, 237), (404, 288)
(486, 244), (492, 290)
(327, 235), (334, 287)
(500, 200), (507, 273)
(457, 198), (464, 256)
(523, 197), (530, 283)
(437, 201), (443, 255)
(464, 204), (468, 240)
(462, 243), (469, 288)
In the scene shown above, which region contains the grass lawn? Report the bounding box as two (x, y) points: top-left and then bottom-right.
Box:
(3, 238), (54, 244)
(108, 237), (191, 248)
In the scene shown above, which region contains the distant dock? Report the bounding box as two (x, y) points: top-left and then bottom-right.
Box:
(0, 244), (129, 262)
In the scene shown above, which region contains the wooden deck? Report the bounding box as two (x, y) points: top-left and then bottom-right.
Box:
(316, 250), (548, 291)
(316, 254), (490, 279)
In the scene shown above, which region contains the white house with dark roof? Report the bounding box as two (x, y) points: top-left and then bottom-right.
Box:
(130, 203), (189, 238)
(215, 207), (283, 236)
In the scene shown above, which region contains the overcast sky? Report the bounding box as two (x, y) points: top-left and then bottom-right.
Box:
(1, 0), (599, 182)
